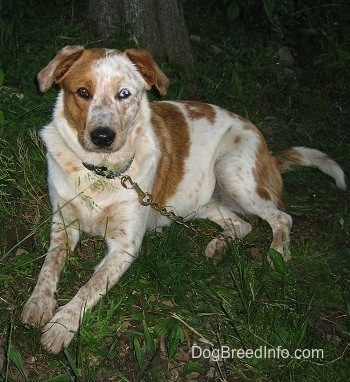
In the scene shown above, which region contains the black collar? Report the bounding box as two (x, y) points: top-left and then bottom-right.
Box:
(83, 156), (134, 179)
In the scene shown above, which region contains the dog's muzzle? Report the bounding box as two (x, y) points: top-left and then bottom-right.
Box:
(90, 127), (116, 148)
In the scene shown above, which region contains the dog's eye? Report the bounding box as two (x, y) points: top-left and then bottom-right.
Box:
(118, 88), (131, 100)
(77, 87), (91, 99)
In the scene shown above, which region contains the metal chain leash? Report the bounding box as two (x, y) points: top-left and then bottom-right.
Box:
(83, 161), (227, 241)
(119, 175), (227, 241)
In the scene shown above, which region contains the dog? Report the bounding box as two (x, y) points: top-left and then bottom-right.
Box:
(21, 46), (346, 353)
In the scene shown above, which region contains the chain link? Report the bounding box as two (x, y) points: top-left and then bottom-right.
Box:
(119, 175), (227, 241)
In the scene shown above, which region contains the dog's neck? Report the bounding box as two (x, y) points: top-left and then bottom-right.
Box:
(82, 155), (135, 179)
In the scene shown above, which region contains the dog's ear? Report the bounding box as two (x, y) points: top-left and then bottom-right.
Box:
(37, 46), (84, 92)
(124, 49), (169, 95)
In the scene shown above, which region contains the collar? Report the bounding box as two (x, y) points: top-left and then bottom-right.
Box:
(83, 155), (134, 179)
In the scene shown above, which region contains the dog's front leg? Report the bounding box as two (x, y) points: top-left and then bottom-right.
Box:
(22, 216), (80, 327)
(40, 217), (147, 353)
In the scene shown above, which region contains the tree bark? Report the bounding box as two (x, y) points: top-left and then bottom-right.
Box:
(123, 0), (163, 55)
(88, 0), (194, 76)
(156, 0), (194, 75)
(88, 0), (123, 40)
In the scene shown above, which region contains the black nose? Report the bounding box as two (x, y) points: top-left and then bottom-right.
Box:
(90, 127), (116, 147)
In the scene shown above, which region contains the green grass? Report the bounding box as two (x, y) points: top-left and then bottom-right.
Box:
(1, 1), (349, 381)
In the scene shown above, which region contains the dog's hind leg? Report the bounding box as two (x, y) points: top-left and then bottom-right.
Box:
(214, 154), (293, 264)
(196, 202), (252, 259)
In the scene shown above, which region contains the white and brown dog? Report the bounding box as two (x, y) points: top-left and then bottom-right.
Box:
(22, 46), (346, 353)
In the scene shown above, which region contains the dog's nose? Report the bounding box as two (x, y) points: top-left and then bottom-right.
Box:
(90, 127), (116, 147)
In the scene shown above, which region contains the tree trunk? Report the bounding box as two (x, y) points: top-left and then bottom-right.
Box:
(88, 0), (194, 76)
(123, 0), (164, 55)
(88, 0), (123, 40)
(157, 0), (195, 75)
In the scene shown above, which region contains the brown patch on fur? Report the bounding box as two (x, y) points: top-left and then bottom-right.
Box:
(150, 102), (190, 205)
(242, 120), (257, 131)
(58, 49), (108, 134)
(253, 134), (284, 210)
(124, 49), (170, 95)
(61, 161), (81, 174)
(227, 110), (249, 124)
(180, 101), (216, 124)
(274, 148), (304, 173)
(37, 46), (84, 92)
(234, 135), (242, 144)
(43, 288), (53, 298)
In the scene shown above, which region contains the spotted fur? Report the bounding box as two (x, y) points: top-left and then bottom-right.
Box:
(22, 46), (346, 353)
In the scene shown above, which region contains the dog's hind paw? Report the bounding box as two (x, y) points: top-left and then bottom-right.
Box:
(205, 238), (227, 260)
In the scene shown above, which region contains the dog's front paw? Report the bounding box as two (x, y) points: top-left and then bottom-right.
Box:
(22, 294), (57, 327)
(41, 304), (81, 353)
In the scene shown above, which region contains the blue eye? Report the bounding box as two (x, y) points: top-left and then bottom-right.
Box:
(118, 88), (131, 100)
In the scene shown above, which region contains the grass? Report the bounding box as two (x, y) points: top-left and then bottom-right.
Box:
(0, 1), (349, 381)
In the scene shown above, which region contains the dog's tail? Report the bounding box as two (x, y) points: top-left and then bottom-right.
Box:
(274, 147), (347, 190)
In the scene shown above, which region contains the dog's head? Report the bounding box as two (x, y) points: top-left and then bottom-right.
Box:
(38, 46), (169, 152)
